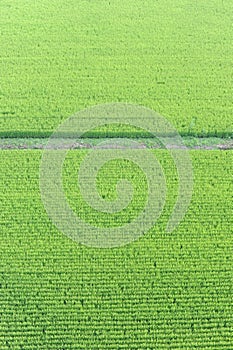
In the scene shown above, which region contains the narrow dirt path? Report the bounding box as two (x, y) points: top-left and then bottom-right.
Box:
(0, 137), (232, 150)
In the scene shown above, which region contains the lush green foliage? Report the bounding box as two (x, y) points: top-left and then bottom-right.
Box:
(1, 150), (232, 349)
(1, 1), (232, 348)
(1, 0), (233, 136)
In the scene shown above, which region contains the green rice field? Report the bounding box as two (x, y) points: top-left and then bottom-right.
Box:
(1, 150), (232, 349)
(0, 0), (232, 349)
(1, 0), (232, 136)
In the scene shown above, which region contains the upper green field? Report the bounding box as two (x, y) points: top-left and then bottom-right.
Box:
(1, 0), (232, 137)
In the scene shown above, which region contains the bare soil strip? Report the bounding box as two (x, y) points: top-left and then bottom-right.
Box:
(0, 137), (232, 150)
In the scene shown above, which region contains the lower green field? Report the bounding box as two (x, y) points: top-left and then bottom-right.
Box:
(0, 150), (232, 349)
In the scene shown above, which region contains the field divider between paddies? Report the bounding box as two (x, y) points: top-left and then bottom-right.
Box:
(0, 136), (232, 150)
